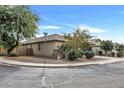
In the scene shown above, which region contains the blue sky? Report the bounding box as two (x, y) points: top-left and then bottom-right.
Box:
(31, 5), (124, 43)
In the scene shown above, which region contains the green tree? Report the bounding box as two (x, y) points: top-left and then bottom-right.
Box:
(0, 6), (39, 56)
(63, 27), (92, 50)
(59, 27), (93, 60)
(115, 43), (124, 55)
(100, 40), (114, 56)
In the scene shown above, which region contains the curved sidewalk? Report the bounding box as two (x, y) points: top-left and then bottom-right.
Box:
(0, 56), (124, 68)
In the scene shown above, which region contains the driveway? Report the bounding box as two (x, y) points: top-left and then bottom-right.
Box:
(0, 61), (124, 88)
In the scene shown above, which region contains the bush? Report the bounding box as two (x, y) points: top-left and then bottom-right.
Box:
(10, 53), (18, 57)
(98, 51), (103, 56)
(67, 49), (84, 61)
(85, 51), (95, 59)
(58, 44), (70, 59)
(117, 52), (123, 57)
(111, 52), (115, 57)
(108, 53), (111, 57)
(77, 50), (84, 58)
(67, 49), (78, 61)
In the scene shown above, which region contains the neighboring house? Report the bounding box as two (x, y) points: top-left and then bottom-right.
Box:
(89, 40), (121, 56)
(88, 39), (102, 55)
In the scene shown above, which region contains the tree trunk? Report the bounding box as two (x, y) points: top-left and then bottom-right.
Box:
(7, 47), (15, 56)
(7, 49), (11, 56)
(7, 42), (18, 57)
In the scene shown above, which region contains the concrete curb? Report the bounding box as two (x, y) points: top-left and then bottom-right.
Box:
(0, 57), (124, 68)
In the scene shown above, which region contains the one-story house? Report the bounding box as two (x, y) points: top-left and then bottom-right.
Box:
(19, 37), (105, 57)
(0, 34), (111, 57)
(0, 34), (65, 57)
(17, 34), (65, 57)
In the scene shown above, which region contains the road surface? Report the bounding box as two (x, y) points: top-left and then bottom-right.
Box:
(0, 61), (124, 88)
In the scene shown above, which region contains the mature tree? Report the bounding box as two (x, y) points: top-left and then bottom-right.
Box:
(59, 27), (93, 60)
(100, 40), (114, 56)
(63, 27), (92, 50)
(0, 6), (39, 56)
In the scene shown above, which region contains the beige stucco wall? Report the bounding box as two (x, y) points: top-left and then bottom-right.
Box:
(55, 41), (63, 49)
(31, 41), (63, 57)
(15, 41), (63, 57)
(16, 45), (26, 56)
(0, 48), (7, 56)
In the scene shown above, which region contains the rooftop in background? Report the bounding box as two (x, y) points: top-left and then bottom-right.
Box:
(21, 34), (65, 45)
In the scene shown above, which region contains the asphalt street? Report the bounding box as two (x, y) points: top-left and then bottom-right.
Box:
(0, 61), (124, 88)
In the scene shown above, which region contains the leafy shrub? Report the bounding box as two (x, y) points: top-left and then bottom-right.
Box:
(10, 53), (18, 57)
(98, 51), (103, 56)
(67, 49), (78, 61)
(108, 53), (111, 57)
(85, 51), (95, 59)
(111, 52), (115, 57)
(77, 50), (84, 58)
(117, 52), (123, 57)
(58, 44), (71, 59)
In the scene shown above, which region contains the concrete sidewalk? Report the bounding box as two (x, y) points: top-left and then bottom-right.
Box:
(0, 56), (124, 68)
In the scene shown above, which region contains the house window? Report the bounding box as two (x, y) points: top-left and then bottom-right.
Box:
(38, 43), (40, 50)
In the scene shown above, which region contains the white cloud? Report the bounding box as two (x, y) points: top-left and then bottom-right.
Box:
(39, 25), (63, 30)
(99, 35), (124, 44)
(35, 34), (44, 38)
(79, 25), (106, 33)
